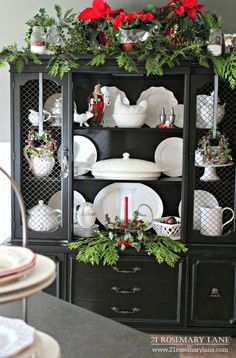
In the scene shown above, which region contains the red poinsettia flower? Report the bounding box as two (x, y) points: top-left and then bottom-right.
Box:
(165, 0), (204, 20)
(78, 0), (123, 21)
(113, 11), (154, 29)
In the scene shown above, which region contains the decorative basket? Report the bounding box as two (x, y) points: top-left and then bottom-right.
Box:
(152, 217), (181, 240)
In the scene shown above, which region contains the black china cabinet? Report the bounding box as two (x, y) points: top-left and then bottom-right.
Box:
(10, 59), (236, 333)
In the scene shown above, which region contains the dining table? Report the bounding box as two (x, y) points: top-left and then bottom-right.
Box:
(0, 292), (178, 358)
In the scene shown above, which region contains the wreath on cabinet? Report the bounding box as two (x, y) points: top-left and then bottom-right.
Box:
(0, 1), (236, 88)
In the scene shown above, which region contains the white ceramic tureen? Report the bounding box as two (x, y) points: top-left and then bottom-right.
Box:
(91, 153), (164, 180)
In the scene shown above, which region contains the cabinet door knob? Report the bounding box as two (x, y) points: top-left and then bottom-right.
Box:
(111, 306), (140, 315)
(111, 266), (141, 274)
(209, 288), (221, 298)
(111, 286), (141, 294)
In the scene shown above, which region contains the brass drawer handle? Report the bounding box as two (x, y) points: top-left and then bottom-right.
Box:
(111, 266), (141, 274)
(111, 286), (141, 294)
(111, 306), (140, 315)
(209, 288), (221, 298)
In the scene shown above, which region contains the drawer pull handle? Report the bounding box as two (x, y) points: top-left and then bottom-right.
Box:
(209, 288), (221, 298)
(111, 306), (140, 315)
(111, 286), (141, 294)
(112, 266), (141, 274)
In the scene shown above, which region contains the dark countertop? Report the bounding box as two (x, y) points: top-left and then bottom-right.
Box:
(0, 292), (178, 358)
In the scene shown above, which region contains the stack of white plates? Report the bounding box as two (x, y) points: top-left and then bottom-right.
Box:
(0, 250), (56, 304)
(0, 316), (60, 357)
(73, 224), (99, 238)
(0, 246), (36, 284)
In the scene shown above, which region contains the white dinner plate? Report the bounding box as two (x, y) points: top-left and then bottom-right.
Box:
(94, 183), (163, 227)
(178, 190), (219, 230)
(0, 317), (35, 358)
(19, 331), (61, 358)
(155, 137), (183, 177)
(74, 136), (97, 176)
(0, 246), (36, 277)
(48, 190), (85, 210)
(137, 87), (178, 128)
(44, 93), (77, 117)
(0, 255), (55, 295)
(0, 264), (34, 284)
(0, 272), (56, 304)
(173, 104), (184, 128)
(101, 86), (130, 127)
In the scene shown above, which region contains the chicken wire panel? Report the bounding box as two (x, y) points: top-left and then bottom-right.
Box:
(193, 81), (236, 237)
(20, 79), (63, 233)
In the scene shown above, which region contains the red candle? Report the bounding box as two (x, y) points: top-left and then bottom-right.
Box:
(124, 196), (128, 224)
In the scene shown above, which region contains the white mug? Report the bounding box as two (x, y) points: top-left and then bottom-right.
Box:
(200, 206), (234, 236)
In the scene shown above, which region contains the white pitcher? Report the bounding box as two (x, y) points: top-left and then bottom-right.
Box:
(23, 147), (55, 177)
(200, 206), (234, 236)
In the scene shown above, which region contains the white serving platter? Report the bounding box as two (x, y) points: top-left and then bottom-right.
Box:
(94, 182), (164, 227)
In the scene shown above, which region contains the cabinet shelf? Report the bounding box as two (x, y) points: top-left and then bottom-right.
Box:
(73, 176), (182, 183)
(23, 177), (61, 183)
(73, 125), (183, 134)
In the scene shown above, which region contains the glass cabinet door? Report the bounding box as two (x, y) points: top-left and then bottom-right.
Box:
(187, 74), (236, 243)
(12, 72), (71, 242)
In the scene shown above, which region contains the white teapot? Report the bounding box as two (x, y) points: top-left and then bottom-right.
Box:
(27, 200), (61, 232)
(28, 109), (51, 126)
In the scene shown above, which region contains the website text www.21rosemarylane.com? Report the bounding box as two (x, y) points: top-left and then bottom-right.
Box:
(150, 335), (230, 354)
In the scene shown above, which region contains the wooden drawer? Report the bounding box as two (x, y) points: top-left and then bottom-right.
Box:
(69, 255), (185, 326)
(189, 256), (236, 327)
(76, 299), (181, 324)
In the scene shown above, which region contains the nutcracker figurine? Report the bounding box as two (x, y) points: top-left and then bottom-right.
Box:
(87, 84), (106, 125)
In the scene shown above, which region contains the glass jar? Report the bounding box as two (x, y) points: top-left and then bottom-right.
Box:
(30, 26), (46, 55)
(45, 25), (60, 54)
(207, 28), (222, 56)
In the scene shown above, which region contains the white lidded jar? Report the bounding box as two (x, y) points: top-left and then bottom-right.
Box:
(30, 26), (46, 55)
(207, 28), (222, 57)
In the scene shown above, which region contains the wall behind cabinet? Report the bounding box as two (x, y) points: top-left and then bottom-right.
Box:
(0, 0), (236, 142)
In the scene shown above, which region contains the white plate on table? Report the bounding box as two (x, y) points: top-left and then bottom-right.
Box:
(155, 137), (183, 177)
(0, 255), (55, 295)
(74, 136), (97, 176)
(0, 272), (56, 304)
(0, 264), (34, 284)
(20, 330), (61, 358)
(94, 182), (163, 227)
(178, 190), (219, 230)
(0, 246), (36, 277)
(173, 104), (184, 128)
(101, 86), (130, 127)
(0, 316), (35, 358)
(137, 87), (178, 128)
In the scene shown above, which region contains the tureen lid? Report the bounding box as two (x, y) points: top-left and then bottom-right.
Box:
(91, 153), (163, 173)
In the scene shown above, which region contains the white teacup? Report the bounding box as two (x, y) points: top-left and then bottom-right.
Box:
(200, 206), (234, 236)
(77, 215), (96, 228)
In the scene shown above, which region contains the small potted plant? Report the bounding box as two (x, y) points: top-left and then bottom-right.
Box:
(24, 129), (58, 177)
(112, 7), (157, 51)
